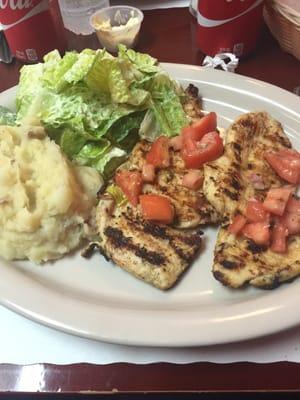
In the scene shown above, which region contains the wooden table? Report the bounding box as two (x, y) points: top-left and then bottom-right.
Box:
(1, 5), (300, 396)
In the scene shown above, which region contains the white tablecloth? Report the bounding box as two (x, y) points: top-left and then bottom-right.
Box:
(1, 305), (300, 364)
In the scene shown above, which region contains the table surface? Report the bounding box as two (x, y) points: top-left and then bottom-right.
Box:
(1, 4), (300, 394)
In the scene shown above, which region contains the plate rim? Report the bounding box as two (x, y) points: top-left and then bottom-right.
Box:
(1, 63), (300, 347)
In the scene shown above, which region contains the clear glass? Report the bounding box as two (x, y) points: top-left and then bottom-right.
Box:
(58, 0), (110, 35)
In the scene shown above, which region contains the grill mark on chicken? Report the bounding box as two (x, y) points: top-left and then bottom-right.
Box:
(141, 221), (169, 239)
(124, 210), (201, 263)
(247, 241), (267, 254)
(223, 188), (239, 201)
(231, 176), (242, 191)
(104, 226), (166, 266)
(220, 260), (238, 269)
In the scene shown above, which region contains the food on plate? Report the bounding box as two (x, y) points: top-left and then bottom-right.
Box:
(0, 125), (102, 263)
(93, 197), (202, 290)
(2, 44), (300, 292)
(15, 46), (189, 179)
(86, 90), (224, 289)
(0, 105), (16, 126)
(203, 111), (300, 289)
(203, 112), (291, 220)
(122, 88), (222, 229)
(124, 139), (220, 229)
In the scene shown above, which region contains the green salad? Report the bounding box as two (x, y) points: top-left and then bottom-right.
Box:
(15, 45), (189, 179)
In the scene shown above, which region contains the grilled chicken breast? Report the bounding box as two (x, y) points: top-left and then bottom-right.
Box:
(203, 111), (300, 289)
(214, 225), (300, 289)
(93, 196), (202, 290)
(203, 111), (291, 221)
(182, 84), (204, 122)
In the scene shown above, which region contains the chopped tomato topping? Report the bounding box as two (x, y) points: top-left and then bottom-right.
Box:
(228, 214), (247, 235)
(242, 222), (270, 246)
(286, 196), (300, 214)
(245, 198), (269, 222)
(139, 194), (174, 224)
(265, 149), (300, 184)
(169, 135), (183, 151)
(281, 212), (300, 235)
(182, 170), (204, 190)
(115, 170), (143, 207)
(270, 218), (289, 253)
(262, 186), (294, 216)
(146, 136), (170, 168)
(181, 112), (217, 142)
(142, 163), (155, 183)
(181, 131), (224, 169)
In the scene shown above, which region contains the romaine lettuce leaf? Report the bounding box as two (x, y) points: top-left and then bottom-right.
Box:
(0, 106), (16, 126)
(150, 73), (188, 136)
(118, 44), (159, 74)
(106, 184), (127, 206)
(64, 49), (95, 85)
(86, 49), (149, 106)
(109, 110), (146, 144)
(138, 109), (161, 142)
(16, 62), (44, 125)
(42, 50), (78, 92)
(74, 142), (126, 178)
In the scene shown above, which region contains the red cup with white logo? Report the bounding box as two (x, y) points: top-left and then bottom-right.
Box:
(197, 0), (265, 57)
(0, 0), (66, 63)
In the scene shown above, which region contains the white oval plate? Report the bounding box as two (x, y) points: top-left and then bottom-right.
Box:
(1, 64), (300, 347)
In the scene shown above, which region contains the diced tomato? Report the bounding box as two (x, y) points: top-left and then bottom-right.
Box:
(182, 170), (204, 190)
(270, 218), (289, 253)
(228, 214), (247, 235)
(245, 198), (269, 222)
(262, 186), (294, 216)
(142, 163), (155, 183)
(242, 222), (270, 246)
(286, 196), (300, 214)
(169, 135), (183, 151)
(139, 194), (174, 224)
(181, 131), (224, 169)
(281, 212), (300, 235)
(278, 149), (300, 166)
(181, 112), (217, 142)
(115, 170), (143, 207)
(146, 136), (170, 168)
(265, 150), (300, 184)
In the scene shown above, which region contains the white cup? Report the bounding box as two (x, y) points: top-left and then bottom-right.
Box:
(90, 6), (144, 53)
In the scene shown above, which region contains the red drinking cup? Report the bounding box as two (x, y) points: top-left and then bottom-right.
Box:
(0, 0), (66, 63)
(196, 0), (265, 57)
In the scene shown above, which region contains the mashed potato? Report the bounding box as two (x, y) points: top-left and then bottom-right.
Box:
(0, 125), (102, 263)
